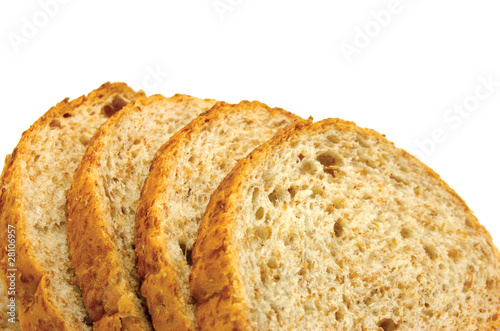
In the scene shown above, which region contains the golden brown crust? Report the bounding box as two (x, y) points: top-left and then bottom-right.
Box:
(190, 117), (500, 330)
(140, 263), (193, 331)
(95, 314), (147, 331)
(66, 94), (216, 330)
(0, 82), (141, 330)
(135, 101), (299, 331)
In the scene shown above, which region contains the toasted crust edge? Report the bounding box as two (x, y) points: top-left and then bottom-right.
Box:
(0, 82), (140, 330)
(190, 118), (500, 330)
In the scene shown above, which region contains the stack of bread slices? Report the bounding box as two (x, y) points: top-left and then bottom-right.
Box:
(1, 82), (499, 330)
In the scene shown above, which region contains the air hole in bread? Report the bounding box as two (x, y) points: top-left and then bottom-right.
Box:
(188, 155), (195, 163)
(34, 222), (48, 233)
(268, 190), (278, 205)
(288, 186), (297, 199)
(378, 318), (398, 331)
(34, 154), (40, 162)
(63, 113), (72, 118)
(298, 153), (305, 161)
(364, 295), (373, 306)
(424, 245), (438, 260)
(300, 160), (318, 175)
(342, 294), (350, 307)
(252, 188), (260, 205)
(326, 134), (339, 144)
(316, 151), (342, 168)
(362, 193), (373, 200)
(465, 218), (475, 228)
(255, 226), (271, 240)
(101, 95), (127, 118)
(311, 185), (324, 198)
(101, 105), (116, 118)
(284, 233), (297, 246)
(324, 167), (339, 178)
(400, 227), (411, 239)
(463, 278), (472, 293)
(413, 186), (422, 196)
(49, 119), (62, 128)
(267, 257), (278, 269)
(333, 198), (345, 209)
(80, 134), (91, 146)
(256, 207), (265, 220)
(273, 119), (288, 127)
(335, 308), (344, 322)
(447, 248), (458, 260)
(334, 221), (343, 237)
(229, 143), (241, 152)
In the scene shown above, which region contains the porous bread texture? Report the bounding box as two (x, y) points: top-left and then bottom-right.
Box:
(66, 94), (217, 330)
(0, 82), (141, 330)
(191, 118), (500, 330)
(135, 101), (299, 330)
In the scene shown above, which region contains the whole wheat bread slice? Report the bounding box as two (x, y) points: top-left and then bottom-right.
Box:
(66, 94), (217, 330)
(190, 118), (500, 330)
(135, 101), (300, 330)
(0, 82), (142, 330)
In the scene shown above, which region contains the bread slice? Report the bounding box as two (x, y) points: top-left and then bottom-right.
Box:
(0, 83), (142, 330)
(135, 101), (300, 330)
(66, 94), (217, 330)
(190, 118), (500, 330)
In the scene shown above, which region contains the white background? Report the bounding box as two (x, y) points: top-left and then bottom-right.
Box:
(0, 0), (499, 250)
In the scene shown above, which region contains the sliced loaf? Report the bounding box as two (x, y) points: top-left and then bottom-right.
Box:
(190, 118), (500, 330)
(0, 83), (142, 330)
(135, 101), (300, 330)
(66, 94), (217, 330)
